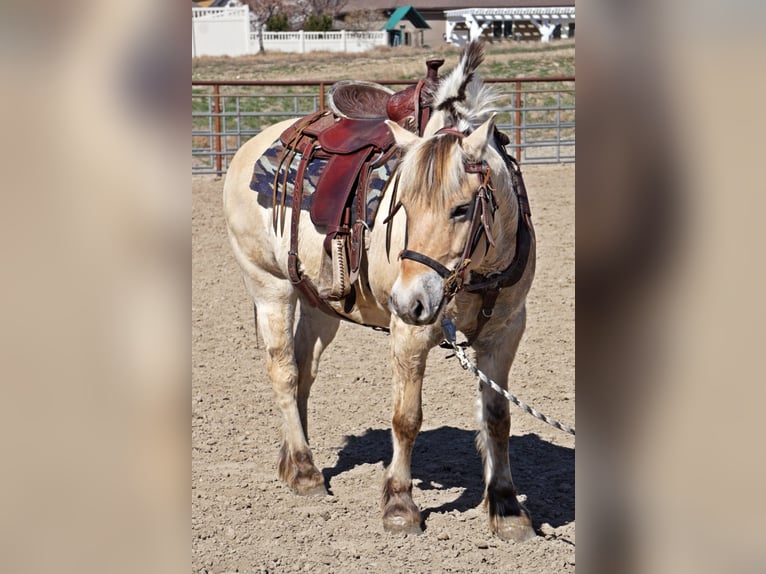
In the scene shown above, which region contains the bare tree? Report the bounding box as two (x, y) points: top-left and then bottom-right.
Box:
(305, 0), (347, 18)
(343, 9), (384, 31)
(246, 0), (287, 53)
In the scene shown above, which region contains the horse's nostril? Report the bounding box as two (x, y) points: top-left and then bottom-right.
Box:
(412, 299), (425, 320)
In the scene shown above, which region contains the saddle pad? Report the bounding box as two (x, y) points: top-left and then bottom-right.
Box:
(250, 135), (397, 228)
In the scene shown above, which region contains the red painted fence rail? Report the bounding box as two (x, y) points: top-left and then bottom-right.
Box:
(192, 77), (574, 175)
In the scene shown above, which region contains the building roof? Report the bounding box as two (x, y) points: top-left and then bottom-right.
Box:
(343, 0), (575, 13)
(383, 6), (431, 30)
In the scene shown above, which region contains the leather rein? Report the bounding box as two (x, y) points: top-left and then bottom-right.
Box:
(387, 128), (534, 345)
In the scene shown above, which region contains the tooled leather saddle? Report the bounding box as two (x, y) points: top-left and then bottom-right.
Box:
(270, 59), (445, 314)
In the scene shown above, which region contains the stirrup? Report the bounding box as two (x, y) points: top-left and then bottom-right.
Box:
(327, 235), (351, 300)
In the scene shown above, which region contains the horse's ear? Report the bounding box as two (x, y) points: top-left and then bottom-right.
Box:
(462, 113), (497, 161)
(385, 120), (421, 149)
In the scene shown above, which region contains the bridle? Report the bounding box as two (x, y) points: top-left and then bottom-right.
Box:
(385, 127), (533, 344)
(399, 158), (496, 299)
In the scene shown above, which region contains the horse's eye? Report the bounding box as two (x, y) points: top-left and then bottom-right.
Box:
(450, 203), (472, 220)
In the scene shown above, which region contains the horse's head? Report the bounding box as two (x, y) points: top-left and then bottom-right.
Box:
(385, 114), (508, 325)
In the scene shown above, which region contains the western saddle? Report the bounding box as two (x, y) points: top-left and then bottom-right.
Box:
(273, 59), (445, 315)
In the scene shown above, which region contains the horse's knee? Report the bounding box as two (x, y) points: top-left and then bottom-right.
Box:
(481, 389), (510, 427)
(476, 392), (511, 455)
(265, 346), (299, 390)
(392, 408), (422, 444)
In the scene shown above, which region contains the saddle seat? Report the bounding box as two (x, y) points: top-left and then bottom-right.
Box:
(328, 60), (444, 126)
(328, 81), (394, 121)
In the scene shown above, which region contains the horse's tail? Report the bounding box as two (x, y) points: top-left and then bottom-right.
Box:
(425, 40), (497, 136)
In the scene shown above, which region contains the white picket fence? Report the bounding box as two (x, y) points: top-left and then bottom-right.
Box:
(192, 7), (387, 57)
(256, 30), (388, 53)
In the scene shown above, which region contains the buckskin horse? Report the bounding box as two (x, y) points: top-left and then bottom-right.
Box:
(223, 41), (536, 541)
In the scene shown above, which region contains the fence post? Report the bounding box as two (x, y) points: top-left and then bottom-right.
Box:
(299, 30), (305, 54)
(514, 80), (522, 162)
(242, 7), (250, 54)
(213, 84), (222, 175)
(319, 82), (325, 112)
(341, 29), (347, 52)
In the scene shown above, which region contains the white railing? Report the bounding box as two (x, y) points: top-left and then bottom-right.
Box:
(445, 7), (576, 20)
(254, 30), (387, 54)
(192, 6), (248, 20)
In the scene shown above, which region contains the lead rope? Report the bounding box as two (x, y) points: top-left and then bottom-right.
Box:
(441, 317), (575, 436)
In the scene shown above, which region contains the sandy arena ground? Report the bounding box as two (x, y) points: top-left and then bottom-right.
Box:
(192, 163), (574, 573)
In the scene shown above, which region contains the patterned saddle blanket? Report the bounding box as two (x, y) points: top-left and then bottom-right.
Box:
(249, 124), (398, 230)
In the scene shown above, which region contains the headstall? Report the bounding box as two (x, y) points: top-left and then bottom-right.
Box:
(385, 127), (533, 343)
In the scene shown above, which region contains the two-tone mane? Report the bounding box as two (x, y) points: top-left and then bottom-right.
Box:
(424, 41), (499, 136)
(391, 43), (511, 214)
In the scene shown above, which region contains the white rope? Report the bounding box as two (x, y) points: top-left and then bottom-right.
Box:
(441, 318), (575, 436)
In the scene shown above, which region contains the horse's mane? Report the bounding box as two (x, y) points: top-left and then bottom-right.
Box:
(425, 41), (499, 136)
(397, 41), (508, 211)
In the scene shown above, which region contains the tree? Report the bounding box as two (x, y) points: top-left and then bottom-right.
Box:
(305, 0), (347, 19)
(343, 9), (384, 31)
(245, 0), (285, 53)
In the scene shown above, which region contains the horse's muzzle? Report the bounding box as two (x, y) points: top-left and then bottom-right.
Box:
(389, 272), (444, 325)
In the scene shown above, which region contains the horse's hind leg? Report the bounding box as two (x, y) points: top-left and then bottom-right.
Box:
(475, 307), (536, 542)
(292, 305), (340, 456)
(245, 275), (330, 495)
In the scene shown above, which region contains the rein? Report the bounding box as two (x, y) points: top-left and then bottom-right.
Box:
(391, 129), (533, 344)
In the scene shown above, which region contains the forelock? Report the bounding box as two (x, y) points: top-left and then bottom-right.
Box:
(397, 134), (467, 210)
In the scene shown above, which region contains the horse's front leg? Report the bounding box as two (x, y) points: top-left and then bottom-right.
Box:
(475, 306), (537, 541)
(382, 319), (440, 534)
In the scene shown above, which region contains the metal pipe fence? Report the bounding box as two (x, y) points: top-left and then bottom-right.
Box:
(192, 77), (574, 176)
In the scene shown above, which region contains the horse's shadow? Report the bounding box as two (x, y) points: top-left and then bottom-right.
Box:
(322, 426), (574, 528)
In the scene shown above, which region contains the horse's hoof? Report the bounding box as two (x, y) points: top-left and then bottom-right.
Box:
(492, 514), (537, 542)
(486, 486), (536, 542)
(288, 468), (326, 496)
(383, 514), (423, 535)
(382, 481), (422, 534)
(278, 445), (326, 495)
(291, 482), (327, 497)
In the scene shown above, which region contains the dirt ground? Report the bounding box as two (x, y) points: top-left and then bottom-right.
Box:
(192, 163), (575, 573)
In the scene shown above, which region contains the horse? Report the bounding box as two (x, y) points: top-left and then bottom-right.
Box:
(223, 41), (537, 541)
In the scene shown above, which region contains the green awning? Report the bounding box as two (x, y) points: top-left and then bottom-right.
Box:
(383, 5), (430, 31)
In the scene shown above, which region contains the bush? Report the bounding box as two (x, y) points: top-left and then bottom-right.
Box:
(304, 13), (333, 32)
(266, 13), (289, 31)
